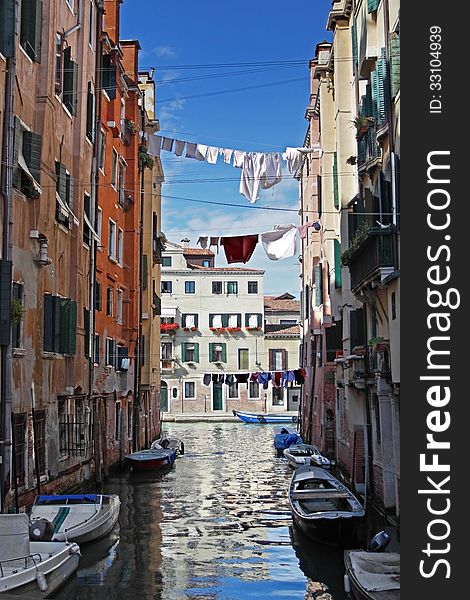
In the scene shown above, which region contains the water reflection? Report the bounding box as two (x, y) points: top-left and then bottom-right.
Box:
(69, 422), (345, 599)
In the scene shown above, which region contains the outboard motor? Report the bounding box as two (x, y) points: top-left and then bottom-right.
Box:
(367, 530), (391, 552)
(29, 518), (55, 541)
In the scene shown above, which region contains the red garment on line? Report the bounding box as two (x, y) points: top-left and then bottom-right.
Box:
(220, 235), (259, 264)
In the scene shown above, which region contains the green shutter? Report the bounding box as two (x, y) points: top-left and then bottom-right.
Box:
(370, 70), (379, 121)
(364, 84), (373, 118)
(367, 0), (380, 12)
(221, 343), (227, 363)
(0, 0), (15, 57)
(94, 334), (100, 364)
(63, 47), (78, 115)
(209, 343), (214, 362)
(35, 1), (42, 63)
(95, 281), (102, 311)
(84, 308), (90, 358)
(221, 314), (229, 328)
(193, 343), (199, 363)
(20, 0), (38, 60)
(389, 32), (400, 99)
(334, 240), (342, 289)
(142, 255), (148, 290)
(333, 152), (339, 209)
(70, 59), (78, 115)
(101, 54), (117, 100)
(13, 117), (22, 190)
(376, 50), (388, 123)
(22, 131), (42, 183)
(314, 264), (323, 306)
(59, 298), (70, 354)
(43, 294), (53, 351)
(66, 171), (74, 209)
(56, 162), (67, 201)
(69, 300), (77, 354)
(351, 17), (358, 73)
(181, 343), (187, 363)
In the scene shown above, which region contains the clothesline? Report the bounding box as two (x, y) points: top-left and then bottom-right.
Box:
(145, 133), (321, 204)
(203, 368), (308, 389)
(195, 220), (321, 264)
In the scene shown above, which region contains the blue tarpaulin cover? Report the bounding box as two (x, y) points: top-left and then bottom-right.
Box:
(274, 432), (303, 451)
(36, 494), (98, 504)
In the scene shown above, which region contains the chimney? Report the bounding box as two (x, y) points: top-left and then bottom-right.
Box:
(181, 238), (190, 249)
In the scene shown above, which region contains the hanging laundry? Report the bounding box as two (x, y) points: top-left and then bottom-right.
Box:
(220, 234), (259, 264)
(206, 146), (219, 164)
(209, 237), (220, 253)
(195, 144), (208, 161)
(233, 150), (245, 168)
(218, 374), (225, 384)
(223, 148), (234, 164)
(162, 137), (174, 152)
(235, 373), (250, 384)
(197, 236), (209, 249)
(212, 374), (219, 383)
(186, 142), (197, 159)
(250, 372), (260, 382)
(260, 153), (282, 190)
(294, 369), (305, 385)
(203, 373), (211, 386)
(261, 224), (297, 261)
(174, 140), (185, 156)
(282, 147), (303, 174)
(273, 372), (282, 389)
(284, 371), (296, 388)
(258, 372), (272, 389)
(239, 152), (266, 203)
(225, 374), (236, 385)
(298, 221), (321, 239)
(147, 135), (162, 157)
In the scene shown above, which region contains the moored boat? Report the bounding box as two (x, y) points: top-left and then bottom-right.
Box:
(0, 514), (80, 598)
(288, 465), (364, 545)
(273, 427), (302, 456)
(343, 550), (400, 599)
(29, 494), (120, 544)
(284, 443), (331, 469)
(151, 435), (185, 455)
(125, 447), (177, 472)
(232, 409), (298, 424)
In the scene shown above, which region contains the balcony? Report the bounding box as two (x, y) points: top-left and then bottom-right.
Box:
(161, 358), (176, 372)
(357, 125), (380, 171)
(343, 227), (397, 293)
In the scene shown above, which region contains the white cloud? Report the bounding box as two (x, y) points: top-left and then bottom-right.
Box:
(153, 45), (178, 58)
(157, 97), (186, 129)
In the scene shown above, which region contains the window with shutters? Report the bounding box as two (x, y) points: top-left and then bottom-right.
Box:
(12, 282), (24, 349)
(84, 307), (90, 358)
(55, 161), (73, 228)
(117, 228), (123, 265)
(228, 382), (239, 399)
(94, 333), (100, 364)
(86, 82), (95, 141)
(185, 281), (196, 294)
(116, 290), (123, 324)
(333, 152), (339, 209)
(13, 117), (42, 198)
(108, 219), (117, 260)
(20, 0), (42, 62)
(101, 53), (117, 100)
(117, 346), (129, 370)
(55, 34), (62, 92)
(43, 294), (77, 355)
(0, 1), (16, 58)
(88, 0), (96, 49)
(248, 281), (258, 294)
(118, 160), (126, 207)
(106, 287), (113, 316)
(96, 207), (102, 243)
(249, 381), (260, 399)
(111, 148), (119, 189)
(61, 46), (78, 116)
(389, 29), (400, 99)
(95, 280), (102, 311)
(245, 313), (262, 328)
(314, 264), (323, 306)
(161, 281), (172, 294)
(99, 131), (106, 172)
(225, 281), (238, 295)
(182, 342), (199, 363)
(83, 193), (91, 245)
(269, 349), (286, 371)
(184, 382), (196, 399)
(238, 348), (249, 370)
(34, 410), (46, 475)
(210, 343), (226, 363)
(212, 281), (222, 295)
(182, 314), (199, 328)
(12, 413), (27, 485)
(162, 256), (172, 267)
(105, 337), (116, 367)
(334, 239), (342, 289)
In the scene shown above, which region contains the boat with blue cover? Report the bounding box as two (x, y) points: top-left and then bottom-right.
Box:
(273, 426), (303, 456)
(232, 410), (298, 424)
(29, 493), (121, 545)
(125, 447), (177, 472)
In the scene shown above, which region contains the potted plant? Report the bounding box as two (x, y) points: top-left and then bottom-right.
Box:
(11, 299), (24, 323)
(125, 118), (137, 135)
(139, 149), (154, 170)
(350, 115), (374, 140)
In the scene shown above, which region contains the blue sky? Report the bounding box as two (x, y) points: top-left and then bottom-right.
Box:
(121, 0), (332, 296)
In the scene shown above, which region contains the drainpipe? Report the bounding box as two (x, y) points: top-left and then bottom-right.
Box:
(0, 0), (17, 513)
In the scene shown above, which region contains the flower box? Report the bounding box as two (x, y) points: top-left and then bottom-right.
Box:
(226, 327), (241, 332)
(160, 323), (179, 332)
(246, 326), (262, 332)
(183, 326), (199, 332)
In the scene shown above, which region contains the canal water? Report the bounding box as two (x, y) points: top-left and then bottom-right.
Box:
(64, 422), (349, 599)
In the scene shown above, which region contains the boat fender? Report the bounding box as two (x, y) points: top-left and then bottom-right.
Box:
(69, 544), (82, 556)
(343, 574), (351, 593)
(36, 571), (48, 592)
(29, 518), (55, 541)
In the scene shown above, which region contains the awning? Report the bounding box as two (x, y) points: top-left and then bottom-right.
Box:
(161, 306), (177, 317)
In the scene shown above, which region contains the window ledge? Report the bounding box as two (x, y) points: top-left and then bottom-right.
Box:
(42, 351), (61, 360)
(13, 348), (26, 358)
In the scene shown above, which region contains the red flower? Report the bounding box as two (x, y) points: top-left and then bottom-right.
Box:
(190, 326), (198, 331)
(161, 323), (179, 332)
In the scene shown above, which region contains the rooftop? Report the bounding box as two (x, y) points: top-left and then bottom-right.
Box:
(190, 265), (264, 273)
(183, 248), (215, 256)
(264, 294), (300, 312)
(265, 324), (301, 336)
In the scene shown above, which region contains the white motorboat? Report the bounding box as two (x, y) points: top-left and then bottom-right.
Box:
(29, 493), (120, 544)
(0, 514), (80, 598)
(283, 443), (331, 469)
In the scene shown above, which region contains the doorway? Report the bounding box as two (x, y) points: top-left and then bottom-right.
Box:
(160, 381), (168, 412)
(212, 382), (223, 411)
(287, 387), (301, 411)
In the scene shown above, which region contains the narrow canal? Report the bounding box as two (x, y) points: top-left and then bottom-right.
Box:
(68, 422), (349, 599)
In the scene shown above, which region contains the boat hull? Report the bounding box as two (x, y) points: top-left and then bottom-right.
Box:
(344, 551), (400, 600)
(0, 542), (80, 598)
(125, 448), (177, 472)
(293, 512), (363, 546)
(233, 410), (297, 424)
